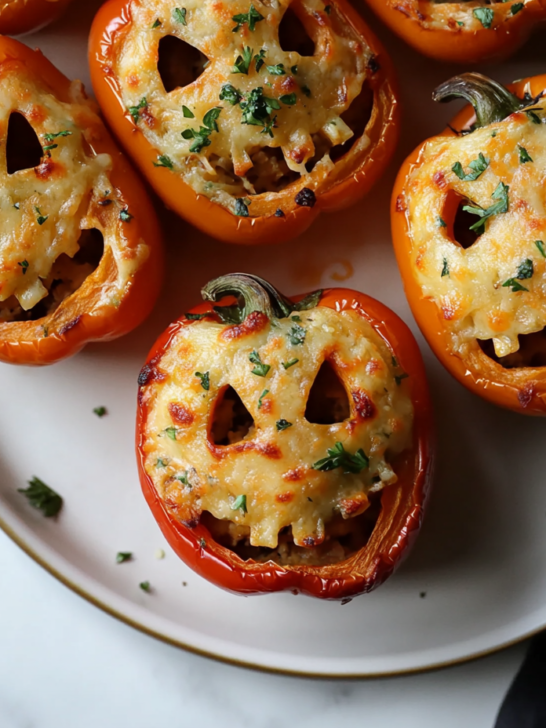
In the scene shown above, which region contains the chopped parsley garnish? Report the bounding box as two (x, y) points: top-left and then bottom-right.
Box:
(240, 87), (280, 136)
(291, 315), (302, 322)
(18, 477), (63, 517)
(235, 198), (250, 217)
(219, 83), (242, 105)
(441, 258), (449, 277)
(151, 18), (161, 29)
(176, 471), (190, 485)
(301, 85), (311, 97)
(199, 538), (207, 549)
(312, 442), (369, 474)
(231, 494), (248, 513)
(232, 46), (254, 74)
(276, 419), (292, 431)
(93, 406), (107, 417)
(519, 146), (533, 163)
(173, 7), (187, 24)
(511, 2), (524, 14)
(185, 312), (210, 320)
(289, 323), (306, 346)
(395, 372), (409, 386)
(153, 155), (174, 169)
(452, 153), (489, 181)
(503, 258), (533, 292)
(120, 208), (133, 222)
(43, 143), (57, 152)
(43, 326), (49, 338)
(473, 7), (494, 28)
(267, 63), (286, 75)
(279, 93), (297, 106)
(254, 49), (266, 71)
(182, 107), (222, 153)
(139, 581), (151, 592)
(437, 216), (447, 228)
(535, 240), (546, 258)
(249, 350), (271, 377)
(18, 260), (29, 274)
(128, 97), (147, 124)
(164, 426), (178, 440)
(195, 371), (210, 390)
(291, 65), (298, 74)
(232, 4), (264, 32)
(116, 552), (132, 563)
(462, 181), (509, 233)
(35, 207), (48, 225)
(258, 389), (270, 408)
(156, 458), (168, 468)
(44, 130), (72, 141)
(182, 105), (194, 118)
(282, 358), (299, 369)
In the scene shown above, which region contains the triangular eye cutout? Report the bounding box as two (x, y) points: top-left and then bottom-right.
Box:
(305, 361), (350, 425)
(158, 36), (209, 93)
(211, 386), (254, 445)
(279, 7), (315, 56)
(6, 113), (43, 174)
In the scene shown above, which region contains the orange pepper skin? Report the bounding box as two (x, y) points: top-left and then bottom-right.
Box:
(392, 75), (546, 416)
(364, 0), (546, 64)
(136, 288), (434, 599)
(89, 0), (400, 246)
(0, 38), (163, 366)
(0, 0), (73, 35)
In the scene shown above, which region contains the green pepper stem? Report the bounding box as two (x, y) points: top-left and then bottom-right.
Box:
(432, 72), (523, 128)
(201, 273), (322, 324)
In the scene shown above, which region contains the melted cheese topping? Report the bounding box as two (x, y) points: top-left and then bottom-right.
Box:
(398, 0), (534, 31)
(0, 61), (148, 317)
(403, 107), (546, 358)
(140, 307), (413, 549)
(114, 0), (371, 212)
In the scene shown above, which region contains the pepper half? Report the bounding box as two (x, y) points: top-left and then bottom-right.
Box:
(89, 0), (399, 245)
(392, 72), (546, 414)
(0, 0), (73, 36)
(364, 0), (546, 64)
(0, 37), (163, 365)
(136, 274), (433, 599)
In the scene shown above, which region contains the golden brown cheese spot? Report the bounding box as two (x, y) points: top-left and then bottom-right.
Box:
(168, 402), (194, 425)
(405, 109), (546, 358)
(142, 306), (414, 549)
(220, 310), (269, 341)
(352, 389), (376, 420)
(0, 65), (150, 319)
(114, 0), (376, 215)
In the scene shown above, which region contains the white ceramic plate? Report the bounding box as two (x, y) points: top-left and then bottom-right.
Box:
(2, 0), (546, 678)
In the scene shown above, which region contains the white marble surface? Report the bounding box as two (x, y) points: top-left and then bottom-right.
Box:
(0, 529), (528, 728)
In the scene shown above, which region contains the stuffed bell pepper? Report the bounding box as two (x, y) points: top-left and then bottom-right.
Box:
(136, 274), (433, 599)
(0, 37), (163, 365)
(90, 0), (399, 245)
(364, 0), (546, 64)
(0, 0), (73, 36)
(392, 72), (546, 414)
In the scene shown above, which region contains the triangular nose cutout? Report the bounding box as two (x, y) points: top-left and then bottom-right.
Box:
(211, 386), (254, 445)
(305, 361), (350, 425)
(6, 113), (43, 174)
(158, 36), (209, 93)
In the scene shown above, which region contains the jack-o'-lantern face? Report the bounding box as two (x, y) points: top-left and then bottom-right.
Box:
(138, 274), (414, 566)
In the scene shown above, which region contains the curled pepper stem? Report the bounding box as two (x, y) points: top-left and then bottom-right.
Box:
(201, 273), (322, 324)
(432, 72), (523, 128)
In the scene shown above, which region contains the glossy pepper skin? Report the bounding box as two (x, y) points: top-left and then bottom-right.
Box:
(0, 0), (73, 36)
(364, 0), (546, 64)
(0, 38), (163, 366)
(392, 72), (546, 415)
(136, 275), (433, 599)
(89, 0), (399, 246)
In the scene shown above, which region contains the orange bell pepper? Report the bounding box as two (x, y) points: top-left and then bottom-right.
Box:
(392, 72), (546, 414)
(136, 274), (433, 599)
(0, 0), (73, 36)
(0, 37), (163, 365)
(364, 0), (546, 64)
(89, 0), (399, 245)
